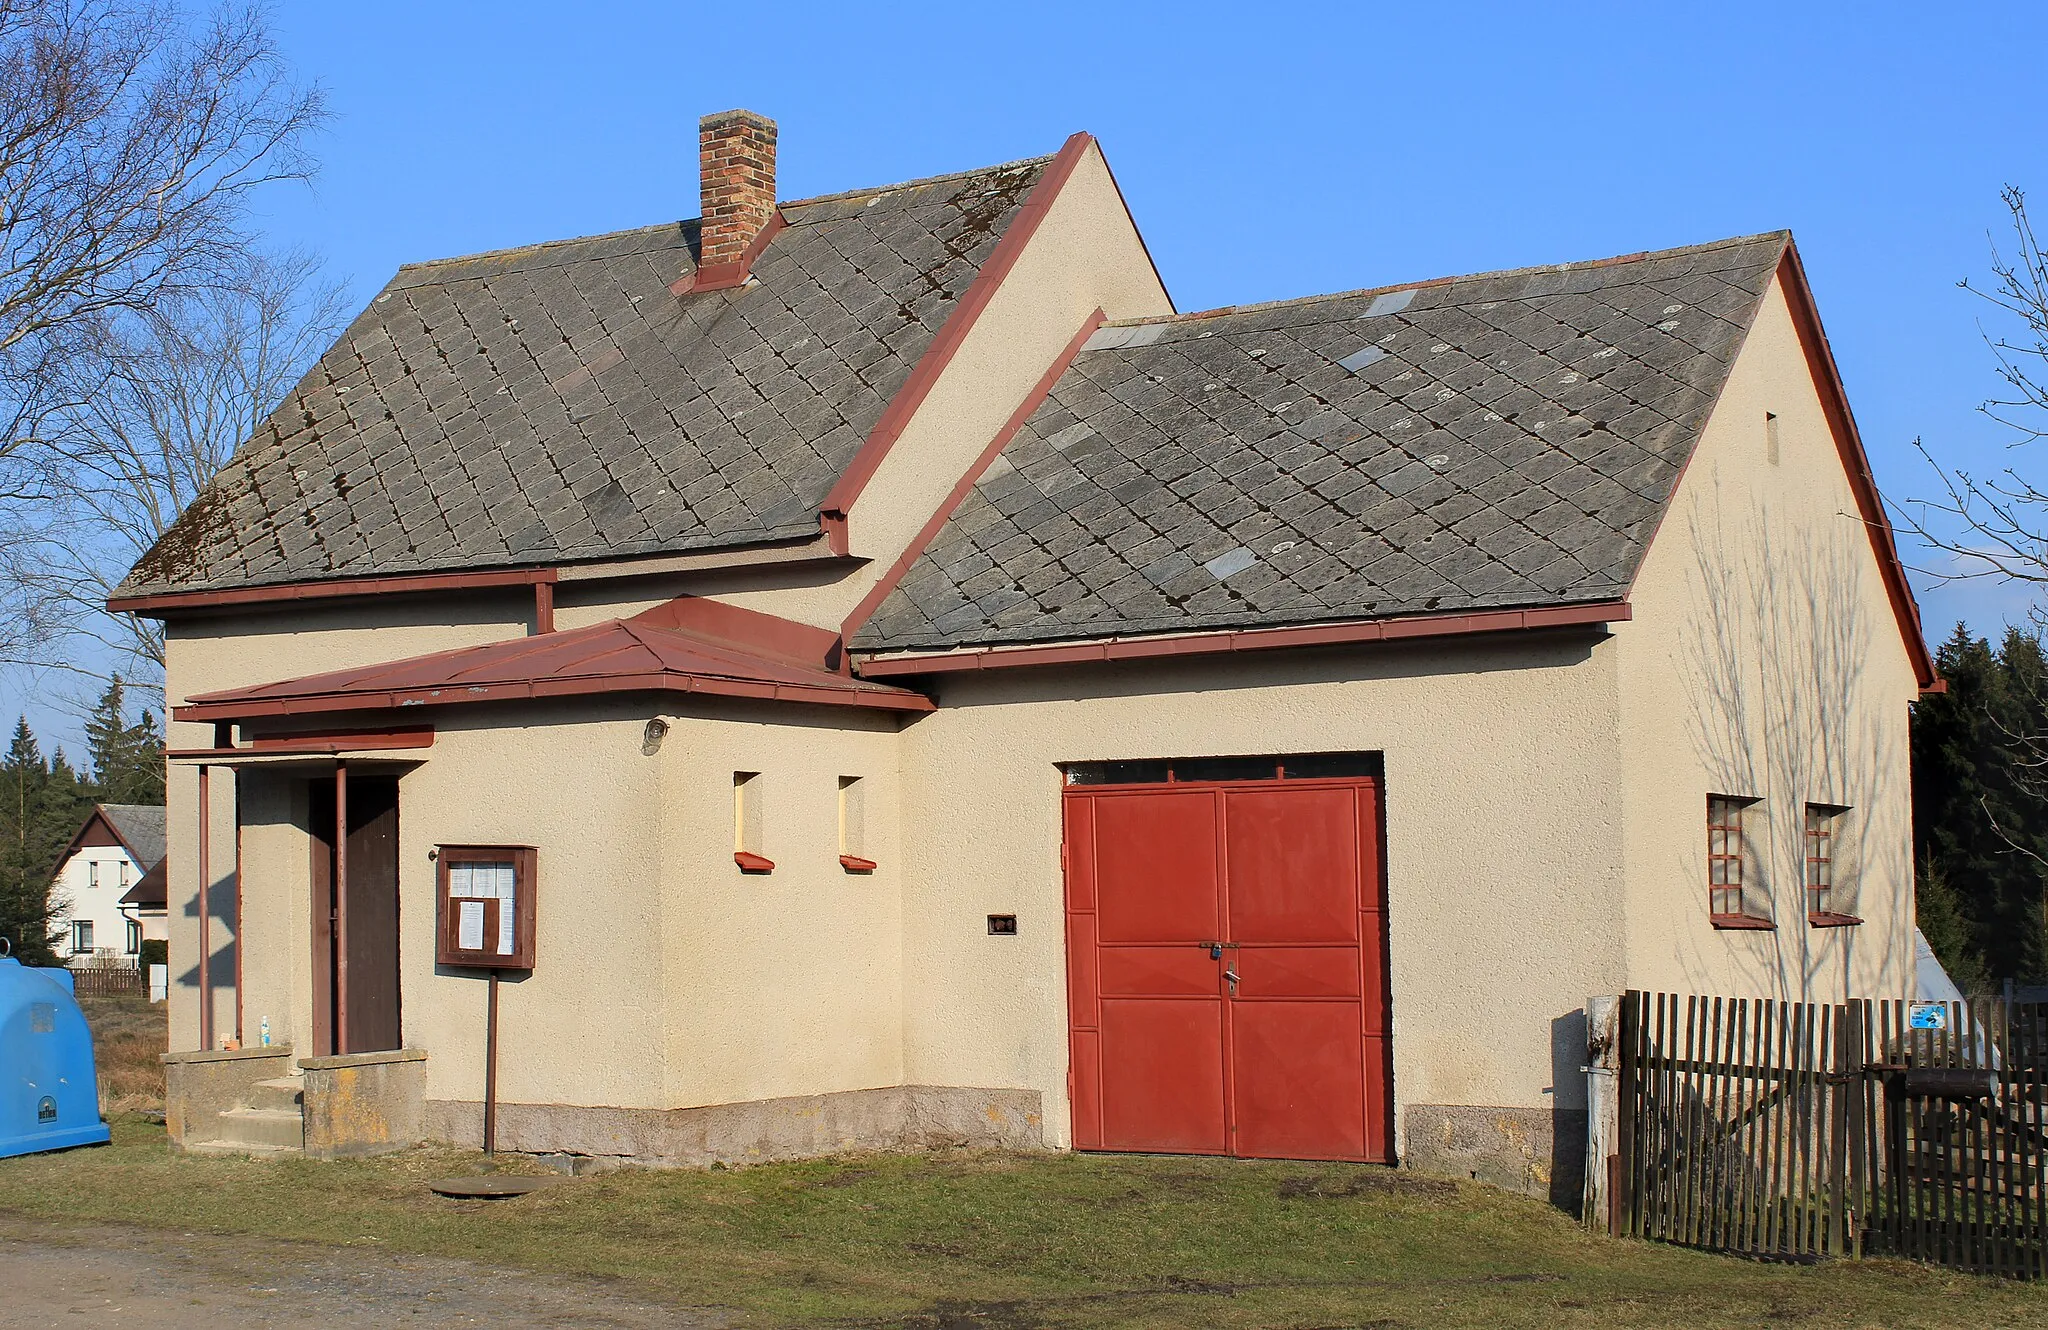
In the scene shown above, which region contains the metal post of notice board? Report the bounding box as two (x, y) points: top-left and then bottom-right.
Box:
(484, 966), (500, 1154)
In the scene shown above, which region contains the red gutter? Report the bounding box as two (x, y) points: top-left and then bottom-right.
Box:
(855, 601), (1631, 677)
(840, 308), (1106, 642)
(819, 131), (1096, 525)
(1772, 244), (1940, 692)
(108, 566), (558, 616)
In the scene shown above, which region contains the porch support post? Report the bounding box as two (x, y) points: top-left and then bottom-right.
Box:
(335, 758), (349, 1055)
(197, 763), (212, 1051)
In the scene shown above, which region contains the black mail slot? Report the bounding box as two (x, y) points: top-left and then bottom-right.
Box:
(1902, 1067), (1998, 1100)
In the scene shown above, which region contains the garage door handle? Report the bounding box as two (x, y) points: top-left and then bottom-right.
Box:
(1224, 968), (1240, 994)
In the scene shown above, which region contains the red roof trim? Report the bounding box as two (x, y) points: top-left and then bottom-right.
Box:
(1773, 244), (1938, 691)
(173, 613), (932, 723)
(168, 726), (437, 760)
(841, 308), (1106, 643)
(853, 601), (1630, 677)
(820, 131), (1095, 524)
(107, 565), (559, 616)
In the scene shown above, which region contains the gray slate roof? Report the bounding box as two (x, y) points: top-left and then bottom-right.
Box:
(852, 233), (1789, 653)
(119, 156), (1052, 597)
(99, 804), (166, 871)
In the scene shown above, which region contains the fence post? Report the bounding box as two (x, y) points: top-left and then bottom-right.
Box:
(1841, 1001), (1868, 1256)
(1827, 1001), (1855, 1256)
(1617, 991), (1640, 1238)
(1584, 995), (1621, 1232)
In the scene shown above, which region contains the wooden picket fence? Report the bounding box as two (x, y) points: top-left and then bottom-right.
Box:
(1616, 991), (2048, 1276)
(68, 963), (147, 998)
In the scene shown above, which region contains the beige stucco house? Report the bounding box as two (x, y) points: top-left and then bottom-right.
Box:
(119, 112), (1935, 1195)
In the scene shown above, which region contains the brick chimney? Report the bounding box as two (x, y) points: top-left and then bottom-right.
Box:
(691, 109), (781, 292)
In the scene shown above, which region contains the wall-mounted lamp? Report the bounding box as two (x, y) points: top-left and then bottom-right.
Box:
(642, 718), (670, 756)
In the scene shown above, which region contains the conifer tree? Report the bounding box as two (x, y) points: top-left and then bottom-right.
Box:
(1912, 625), (2048, 986)
(83, 675), (165, 805)
(0, 717), (90, 964)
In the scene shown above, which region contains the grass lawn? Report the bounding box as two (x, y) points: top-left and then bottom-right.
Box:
(3, 1120), (2047, 1327)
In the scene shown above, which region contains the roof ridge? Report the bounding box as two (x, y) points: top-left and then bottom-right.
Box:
(780, 151), (1055, 210)
(395, 220), (687, 274)
(389, 151), (1061, 279)
(1094, 231), (1794, 329)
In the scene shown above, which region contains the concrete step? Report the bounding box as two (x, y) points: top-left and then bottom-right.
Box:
(209, 1106), (304, 1151)
(242, 1075), (305, 1114)
(182, 1139), (302, 1159)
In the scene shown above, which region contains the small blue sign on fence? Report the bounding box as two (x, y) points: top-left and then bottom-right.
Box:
(1909, 1002), (1949, 1031)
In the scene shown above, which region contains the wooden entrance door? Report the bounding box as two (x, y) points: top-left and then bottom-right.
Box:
(1065, 775), (1392, 1163)
(309, 774), (402, 1055)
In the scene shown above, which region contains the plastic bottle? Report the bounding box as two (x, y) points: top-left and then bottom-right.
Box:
(260, 1016), (271, 1047)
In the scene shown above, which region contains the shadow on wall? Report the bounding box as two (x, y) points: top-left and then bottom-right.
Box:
(178, 858), (238, 1032)
(1668, 485), (1909, 1001)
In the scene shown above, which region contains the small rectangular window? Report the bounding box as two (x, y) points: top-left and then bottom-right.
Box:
(838, 776), (875, 871)
(733, 772), (772, 872)
(87, 861), (98, 889)
(71, 920), (94, 954)
(118, 861), (129, 890)
(126, 919), (142, 954)
(1708, 796), (1769, 928)
(1806, 805), (1859, 925)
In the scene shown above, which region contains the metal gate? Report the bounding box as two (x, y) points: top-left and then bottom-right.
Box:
(1614, 991), (2048, 1275)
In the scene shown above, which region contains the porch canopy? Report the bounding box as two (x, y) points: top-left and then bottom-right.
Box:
(173, 599), (933, 726)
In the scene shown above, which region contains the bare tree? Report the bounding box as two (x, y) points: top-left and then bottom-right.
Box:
(1908, 188), (2048, 616)
(0, 0), (324, 664)
(18, 249), (343, 683)
(1906, 187), (2048, 815)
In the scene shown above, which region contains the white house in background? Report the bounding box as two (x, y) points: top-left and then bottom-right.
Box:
(51, 804), (168, 966)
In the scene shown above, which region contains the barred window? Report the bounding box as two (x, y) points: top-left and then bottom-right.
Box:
(1805, 805), (1859, 925)
(1709, 797), (1744, 915)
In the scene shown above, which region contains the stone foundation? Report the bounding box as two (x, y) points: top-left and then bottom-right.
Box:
(300, 1048), (428, 1159)
(1402, 1103), (1588, 1211)
(423, 1084), (1044, 1167)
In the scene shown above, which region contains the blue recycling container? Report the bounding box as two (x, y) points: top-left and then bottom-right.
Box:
(0, 956), (111, 1158)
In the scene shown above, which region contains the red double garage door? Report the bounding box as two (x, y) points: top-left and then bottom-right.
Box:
(1064, 777), (1393, 1163)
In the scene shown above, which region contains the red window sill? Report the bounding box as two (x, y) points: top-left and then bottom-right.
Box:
(1710, 914), (1777, 931)
(1808, 911), (1863, 928)
(839, 854), (877, 873)
(734, 851), (775, 874)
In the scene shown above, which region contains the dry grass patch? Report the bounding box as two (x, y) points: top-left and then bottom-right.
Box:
(76, 991), (167, 1111)
(3, 1119), (2048, 1328)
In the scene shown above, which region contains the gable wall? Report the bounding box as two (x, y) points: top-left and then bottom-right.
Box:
(1614, 275), (1922, 1003)
(716, 143), (1174, 631)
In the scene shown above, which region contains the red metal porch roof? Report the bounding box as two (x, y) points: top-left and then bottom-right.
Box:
(174, 604), (933, 723)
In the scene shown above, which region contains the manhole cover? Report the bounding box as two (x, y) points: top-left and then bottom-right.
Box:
(429, 1176), (561, 1199)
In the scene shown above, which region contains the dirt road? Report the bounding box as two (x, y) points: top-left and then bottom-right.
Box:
(0, 1218), (733, 1328)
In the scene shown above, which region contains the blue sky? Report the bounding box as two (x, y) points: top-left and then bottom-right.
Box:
(12, 1), (2048, 746)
